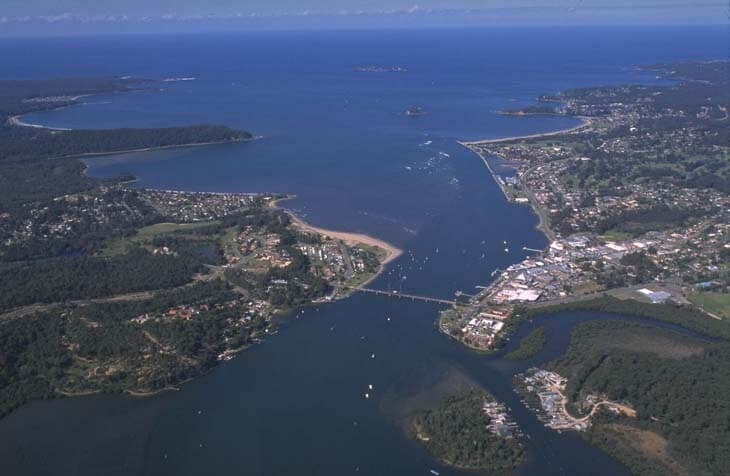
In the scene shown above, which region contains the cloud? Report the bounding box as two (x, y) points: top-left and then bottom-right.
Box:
(39, 13), (73, 23)
(0, 3), (725, 26)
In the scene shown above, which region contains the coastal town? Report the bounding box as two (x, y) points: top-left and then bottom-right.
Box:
(514, 368), (635, 432)
(441, 61), (730, 350)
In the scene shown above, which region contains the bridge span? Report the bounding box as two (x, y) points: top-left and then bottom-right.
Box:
(350, 287), (477, 307)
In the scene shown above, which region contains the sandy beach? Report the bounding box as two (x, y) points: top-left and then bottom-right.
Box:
(460, 116), (591, 146)
(269, 197), (402, 267)
(8, 114), (71, 131)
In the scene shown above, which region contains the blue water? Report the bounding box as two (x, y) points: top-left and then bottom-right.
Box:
(0, 27), (724, 475)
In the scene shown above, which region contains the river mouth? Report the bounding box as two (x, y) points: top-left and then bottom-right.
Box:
(0, 27), (726, 476)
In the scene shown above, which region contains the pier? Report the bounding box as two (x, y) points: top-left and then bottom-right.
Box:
(522, 246), (544, 253)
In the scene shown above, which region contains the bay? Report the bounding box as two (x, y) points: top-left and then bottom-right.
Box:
(0, 26), (724, 475)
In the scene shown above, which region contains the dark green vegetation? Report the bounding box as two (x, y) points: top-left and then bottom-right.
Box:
(0, 77), (312, 418)
(504, 326), (546, 360)
(0, 77), (251, 261)
(521, 296), (730, 340)
(0, 248), (211, 310)
(0, 199), (354, 416)
(549, 320), (729, 476)
(0, 76), (385, 419)
(2, 124), (248, 162)
(0, 77), (250, 161)
(412, 390), (524, 473)
(0, 280), (268, 418)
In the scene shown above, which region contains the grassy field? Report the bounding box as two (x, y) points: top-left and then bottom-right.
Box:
(600, 230), (634, 242)
(99, 221), (220, 256)
(689, 292), (730, 319)
(573, 282), (605, 295)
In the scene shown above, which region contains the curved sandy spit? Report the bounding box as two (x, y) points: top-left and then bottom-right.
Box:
(460, 116), (592, 146)
(269, 197), (402, 268)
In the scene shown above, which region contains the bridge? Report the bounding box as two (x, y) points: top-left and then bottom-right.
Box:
(351, 287), (478, 307)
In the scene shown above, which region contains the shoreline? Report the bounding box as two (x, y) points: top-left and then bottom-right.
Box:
(7, 93), (95, 131)
(269, 196), (402, 284)
(8, 114), (72, 131)
(66, 137), (252, 162)
(460, 116), (591, 146)
(458, 143), (556, 242)
(442, 115), (595, 351)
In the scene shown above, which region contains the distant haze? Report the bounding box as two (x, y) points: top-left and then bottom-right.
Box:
(0, 1), (725, 36)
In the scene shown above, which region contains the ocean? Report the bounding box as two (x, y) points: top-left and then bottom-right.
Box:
(0, 26), (724, 475)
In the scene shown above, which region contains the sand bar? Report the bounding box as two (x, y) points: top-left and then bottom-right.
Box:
(8, 114), (71, 131)
(460, 116), (591, 146)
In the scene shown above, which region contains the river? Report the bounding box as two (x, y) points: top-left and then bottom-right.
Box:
(0, 26), (724, 475)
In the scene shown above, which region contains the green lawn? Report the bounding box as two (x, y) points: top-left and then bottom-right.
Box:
(99, 221), (220, 256)
(689, 292), (730, 319)
(600, 230), (634, 242)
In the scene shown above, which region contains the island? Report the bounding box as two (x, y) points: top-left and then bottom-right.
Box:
(0, 77), (397, 417)
(412, 389), (524, 473)
(504, 326), (546, 360)
(405, 105), (425, 117)
(354, 66), (407, 73)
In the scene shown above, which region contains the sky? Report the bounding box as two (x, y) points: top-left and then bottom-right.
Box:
(0, 1), (726, 36)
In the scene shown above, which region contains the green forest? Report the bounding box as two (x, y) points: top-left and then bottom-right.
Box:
(0, 76), (262, 417)
(550, 320), (729, 476)
(412, 390), (524, 472)
(505, 326), (546, 360)
(0, 280), (266, 418)
(519, 296), (730, 340)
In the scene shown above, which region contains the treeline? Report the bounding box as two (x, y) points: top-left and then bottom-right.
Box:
(505, 326), (546, 360)
(0, 248), (208, 312)
(551, 320), (730, 476)
(0, 124), (250, 162)
(503, 105), (557, 115)
(0, 309), (70, 419)
(589, 204), (702, 237)
(412, 390), (524, 472)
(0, 77), (141, 118)
(0, 280), (263, 418)
(0, 158), (96, 208)
(521, 296), (730, 340)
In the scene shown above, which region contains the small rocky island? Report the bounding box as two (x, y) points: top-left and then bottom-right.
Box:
(405, 106), (425, 117)
(412, 389), (524, 473)
(355, 65), (407, 73)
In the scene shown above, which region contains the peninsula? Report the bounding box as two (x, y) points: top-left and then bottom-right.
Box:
(0, 77), (396, 417)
